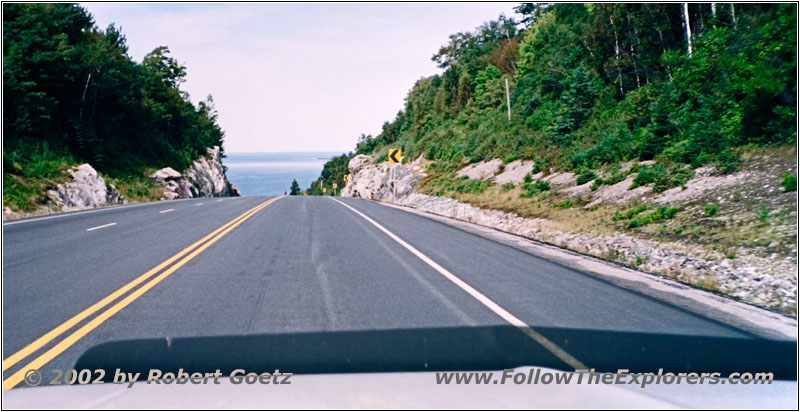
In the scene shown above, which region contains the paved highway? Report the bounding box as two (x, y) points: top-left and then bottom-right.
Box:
(2, 196), (795, 389)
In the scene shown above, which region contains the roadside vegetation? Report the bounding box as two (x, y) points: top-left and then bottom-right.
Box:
(314, 3), (795, 194)
(3, 4), (225, 211)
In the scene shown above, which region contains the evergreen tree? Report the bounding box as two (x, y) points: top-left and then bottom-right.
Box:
(289, 179), (301, 195)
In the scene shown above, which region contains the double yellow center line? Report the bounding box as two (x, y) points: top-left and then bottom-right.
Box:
(2, 196), (282, 390)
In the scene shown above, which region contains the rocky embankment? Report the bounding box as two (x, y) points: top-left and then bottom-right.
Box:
(341, 154), (798, 314)
(3, 146), (239, 219)
(149, 146), (241, 200)
(43, 163), (128, 212)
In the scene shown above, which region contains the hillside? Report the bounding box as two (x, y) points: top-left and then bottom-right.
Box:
(3, 4), (228, 212)
(313, 3), (798, 313)
(312, 3), (796, 193)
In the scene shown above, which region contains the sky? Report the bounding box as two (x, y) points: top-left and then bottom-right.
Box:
(82, 3), (519, 153)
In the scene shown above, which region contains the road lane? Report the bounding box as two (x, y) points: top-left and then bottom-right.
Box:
(9, 196), (521, 377)
(333, 197), (752, 338)
(2, 197), (281, 389)
(3, 197), (269, 357)
(2, 195), (793, 389)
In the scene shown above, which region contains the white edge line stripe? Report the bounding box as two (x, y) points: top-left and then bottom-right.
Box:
(195, 203), (204, 206)
(86, 222), (117, 232)
(330, 197), (587, 371)
(159, 209), (175, 214)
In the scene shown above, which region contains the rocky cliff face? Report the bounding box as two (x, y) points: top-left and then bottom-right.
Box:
(340, 154), (425, 202)
(149, 146), (241, 200)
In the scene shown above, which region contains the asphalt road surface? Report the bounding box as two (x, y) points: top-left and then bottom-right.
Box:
(2, 196), (795, 389)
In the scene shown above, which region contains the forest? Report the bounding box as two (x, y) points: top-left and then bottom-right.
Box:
(3, 3), (225, 209)
(309, 3), (796, 195)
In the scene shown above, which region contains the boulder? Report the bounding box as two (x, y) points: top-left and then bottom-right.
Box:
(47, 164), (126, 212)
(149, 167), (182, 183)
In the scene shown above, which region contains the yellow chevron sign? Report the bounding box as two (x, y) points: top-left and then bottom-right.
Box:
(388, 148), (402, 164)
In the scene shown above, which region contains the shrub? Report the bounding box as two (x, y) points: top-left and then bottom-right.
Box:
(455, 179), (491, 194)
(715, 149), (739, 174)
(782, 172), (797, 192)
(575, 171), (597, 185)
(631, 163), (694, 192)
(613, 204), (648, 221)
(627, 207), (679, 228)
(704, 204), (719, 217)
(520, 180), (550, 198)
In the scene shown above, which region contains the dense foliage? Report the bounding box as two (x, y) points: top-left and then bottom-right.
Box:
(308, 152), (353, 195)
(314, 3), (796, 192)
(4, 4), (225, 209)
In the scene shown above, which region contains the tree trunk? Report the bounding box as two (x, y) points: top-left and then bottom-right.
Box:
(683, 3), (693, 56)
(610, 14), (624, 95)
(79, 72), (92, 120)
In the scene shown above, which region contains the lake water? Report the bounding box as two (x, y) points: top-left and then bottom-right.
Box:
(224, 152), (340, 196)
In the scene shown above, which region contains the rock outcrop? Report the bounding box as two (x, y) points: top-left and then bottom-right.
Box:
(47, 164), (127, 212)
(149, 146), (241, 200)
(3, 146), (239, 220)
(340, 154), (425, 202)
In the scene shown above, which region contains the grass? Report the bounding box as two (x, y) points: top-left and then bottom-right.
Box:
(422, 174), (492, 196)
(691, 277), (721, 292)
(757, 203), (769, 223)
(553, 199), (573, 209)
(106, 172), (163, 203)
(3, 145), (76, 211)
(500, 182), (516, 192)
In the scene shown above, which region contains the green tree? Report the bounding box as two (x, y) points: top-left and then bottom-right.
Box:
(289, 179), (301, 195)
(3, 3), (229, 210)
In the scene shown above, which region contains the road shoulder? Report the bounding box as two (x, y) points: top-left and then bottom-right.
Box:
(374, 199), (797, 341)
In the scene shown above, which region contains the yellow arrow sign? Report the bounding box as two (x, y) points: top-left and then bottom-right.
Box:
(322, 187), (327, 193)
(343, 174), (350, 182)
(388, 148), (402, 164)
(332, 183), (338, 189)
